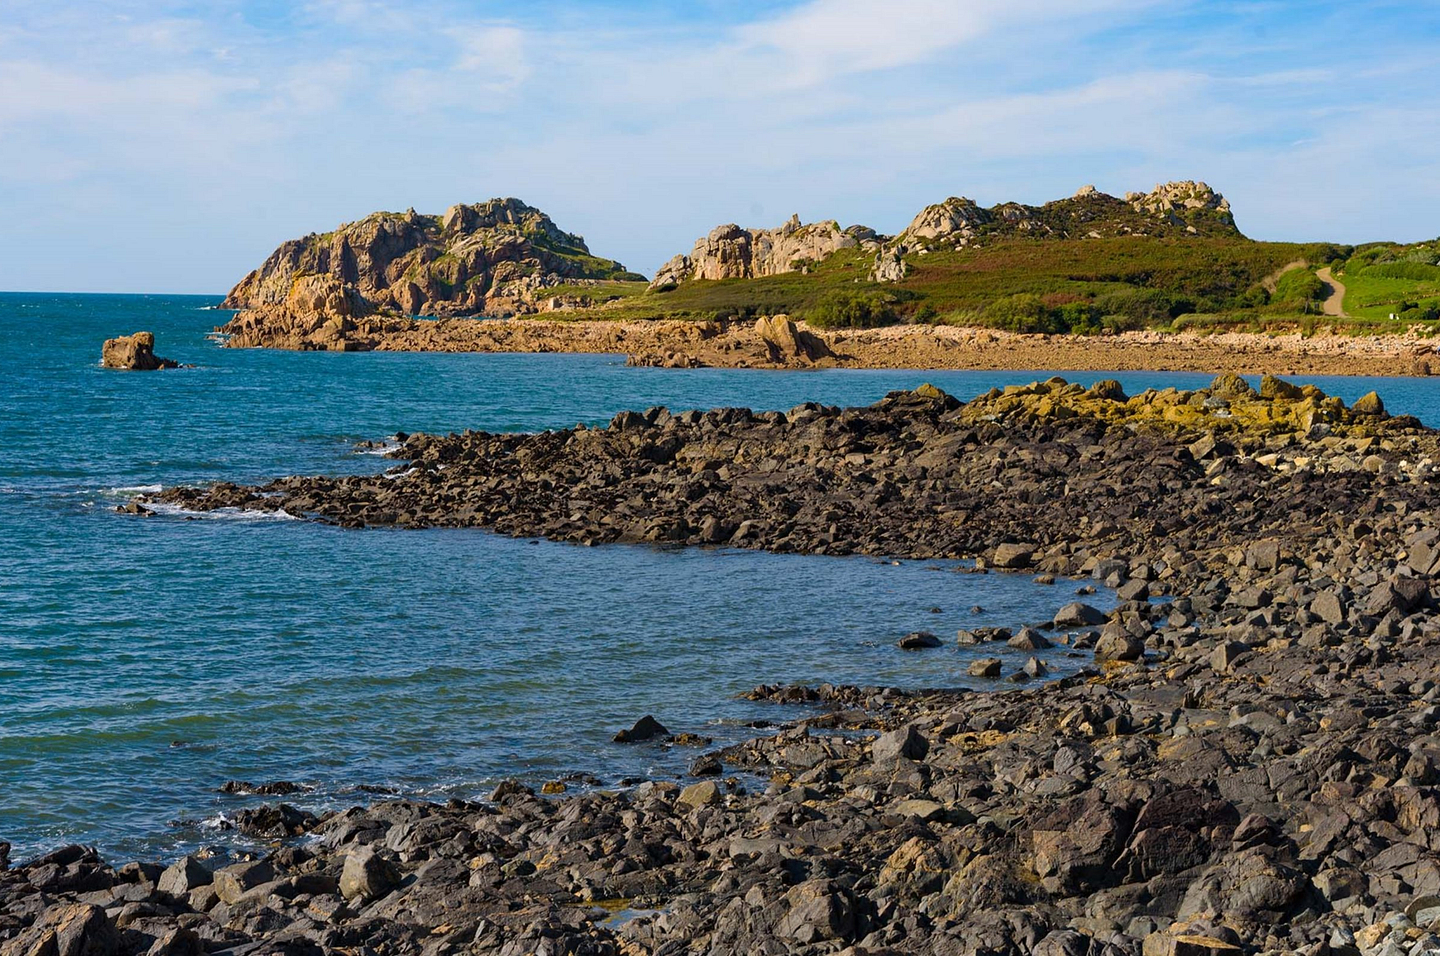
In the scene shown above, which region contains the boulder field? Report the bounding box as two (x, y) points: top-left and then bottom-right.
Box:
(7, 376), (1440, 955)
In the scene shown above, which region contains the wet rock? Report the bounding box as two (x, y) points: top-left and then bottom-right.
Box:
(613, 715), (669, 742)
(898, 631), (942, 649)
(969, 657), (1003, 677)
(991, 543), (1035, 569)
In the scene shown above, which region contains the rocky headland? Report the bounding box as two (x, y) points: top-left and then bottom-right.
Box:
(2, 376), (1427, 954)
(221, 198), (639, 319)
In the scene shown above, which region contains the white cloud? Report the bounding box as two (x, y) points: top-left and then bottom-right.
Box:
(0, 0), (1436, 293)
(449, 24), (528, 88)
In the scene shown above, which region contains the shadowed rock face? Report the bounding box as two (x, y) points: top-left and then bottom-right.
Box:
(100, 331), (178, 370)
(221, 198), (636, 318)
(31, 376), (1439, 954)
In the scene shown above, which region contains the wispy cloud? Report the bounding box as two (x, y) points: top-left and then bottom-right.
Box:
(0, 0), (1435, 293)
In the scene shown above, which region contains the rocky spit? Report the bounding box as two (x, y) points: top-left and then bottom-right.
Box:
(10, 376), (1440, 956)
(215, 296), (1440, 378)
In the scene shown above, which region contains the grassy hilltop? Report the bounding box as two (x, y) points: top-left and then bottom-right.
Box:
(542, 189), (1440, 336)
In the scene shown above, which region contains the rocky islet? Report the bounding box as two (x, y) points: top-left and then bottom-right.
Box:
(7, 375), (1440, 954)
(100, 332), (179, 371)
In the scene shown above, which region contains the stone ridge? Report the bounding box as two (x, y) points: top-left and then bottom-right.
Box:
(649, 214), (883, 290)
(150, 375), (1421, 545)
(648, 182), (1240, 287)
(871, 182), (1239, 281)
(900, 181), (1236, 249)
(221, 198), (635, 318)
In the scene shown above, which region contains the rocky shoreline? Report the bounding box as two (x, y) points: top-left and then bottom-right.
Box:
(7, 376), (1440, 956)
(215, 298), (1440, 377)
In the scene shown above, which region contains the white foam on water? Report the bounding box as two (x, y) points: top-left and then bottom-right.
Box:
(355, 440), (403, 456)
(110, 484), (163, 495)
(142, 501), (303, 522)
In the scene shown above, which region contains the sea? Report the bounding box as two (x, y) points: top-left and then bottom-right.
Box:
(1, 291), (1435, 862)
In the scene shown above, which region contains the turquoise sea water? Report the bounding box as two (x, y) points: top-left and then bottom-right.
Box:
(1, 292), (1436, 862)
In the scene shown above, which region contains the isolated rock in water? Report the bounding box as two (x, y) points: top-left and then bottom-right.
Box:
(897, 631), (942, 650)
(101, 331), (177, 370)
(614, 714), (669, 742)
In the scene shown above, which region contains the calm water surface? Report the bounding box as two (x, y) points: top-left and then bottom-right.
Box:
(2, 292), (1437, 860)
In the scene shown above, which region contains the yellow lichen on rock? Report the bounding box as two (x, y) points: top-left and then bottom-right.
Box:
(953, 374), (1400, 439)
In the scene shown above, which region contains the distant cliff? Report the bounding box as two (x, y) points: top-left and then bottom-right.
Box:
(222, 199), (640, 317)
(651, 182), (1241, 287)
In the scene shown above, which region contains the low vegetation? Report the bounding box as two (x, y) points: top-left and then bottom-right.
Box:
(555, 235), (1388, 334)
(1331, 239), (1440, 323)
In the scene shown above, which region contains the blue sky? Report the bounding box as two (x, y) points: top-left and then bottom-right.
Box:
(2, 0), (1437, 293)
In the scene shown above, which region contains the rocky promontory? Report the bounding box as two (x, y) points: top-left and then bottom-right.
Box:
(221, 198), (639, 319)
(0, 376), (1421, 954)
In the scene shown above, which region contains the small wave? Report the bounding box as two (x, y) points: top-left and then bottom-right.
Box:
(355, 441), (402, 456)
(110, 484), (163, 495)
(142, 501), (302, 522)
(200, 812), (235, 832)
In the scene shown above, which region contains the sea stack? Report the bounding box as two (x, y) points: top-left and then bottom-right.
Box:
(101, 331), (178, 370)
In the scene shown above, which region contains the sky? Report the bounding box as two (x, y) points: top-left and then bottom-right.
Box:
(1, 0), (1438, 293)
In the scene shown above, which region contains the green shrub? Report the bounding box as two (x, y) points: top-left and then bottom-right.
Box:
(982, 294), (1066, 334)
(1361, 262), (1440, 281)
(806, 289), (899, 329)
(1272, 269), (1326, 306)
(1093, 288), (1183, 324)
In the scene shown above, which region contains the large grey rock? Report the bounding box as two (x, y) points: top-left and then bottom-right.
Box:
(212, 860), (274, 904)
(872, 724), (928, 763)
(156, 856), (210, 897)
(339, 846), (401, 902)
(1055, 602), (1108, 628)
